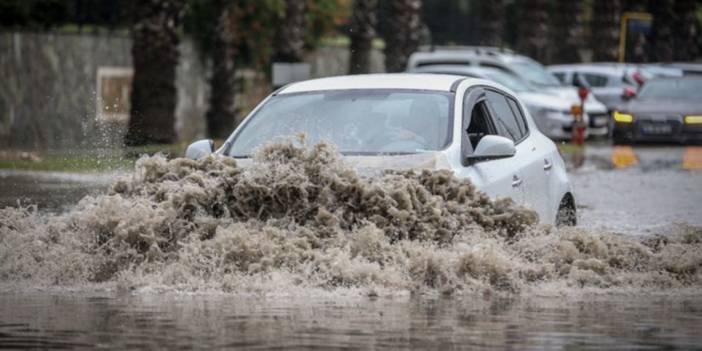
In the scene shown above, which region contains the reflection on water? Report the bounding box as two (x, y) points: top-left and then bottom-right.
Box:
(610, 146), (639, 169)
(1, 292), (701, 350)
(683, 147), (702, 170)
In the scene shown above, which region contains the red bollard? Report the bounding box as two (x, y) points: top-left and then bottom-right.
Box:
(571, 87), (589, 146)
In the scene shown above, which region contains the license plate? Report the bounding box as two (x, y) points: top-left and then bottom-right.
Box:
(641, 123), (672, 134)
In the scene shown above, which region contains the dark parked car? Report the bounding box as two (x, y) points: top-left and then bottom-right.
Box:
(612, 77), (702, 144)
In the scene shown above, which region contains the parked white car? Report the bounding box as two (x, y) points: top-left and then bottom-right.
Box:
(410, 65), (591, 140)
(186, 74), (576, 226)
(407, 49), (610, 136)
(548, 63), (685, 112)
(548, 64), (641, 112)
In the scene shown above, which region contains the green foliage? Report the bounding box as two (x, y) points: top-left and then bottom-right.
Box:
(183, 0), (346, 68)
(305, 0), (351, 50)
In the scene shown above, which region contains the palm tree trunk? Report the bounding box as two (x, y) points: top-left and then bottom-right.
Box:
(649, 0), (675, 62)
(592, 0), (622, 62)
(273, 0), (307, 63)
(206, 0), (237, 139)
(673, 0), (699, 61)
(125, 0), (184, 146)
(382, 0), (423, 73)
(551, 1), (584, 63)
(517, 0), (549, 63)
(478, 0), (504, 47)
(349, 0), (378, 74)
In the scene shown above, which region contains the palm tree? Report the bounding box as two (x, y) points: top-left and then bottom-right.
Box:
(273, 0), (307, 63)
(125, 0), (185, 146)
(206, 0), (237, 139)
(382, 0), (423, 73)
(551, 1), (584, 63)
(517, 0), (549, 63)
(478, 0), (503, 47)
(592, 0), (622, 62)
(349, 0), (378, 74)
(649, 0), (675, 62)
(673, 0), (699, 61)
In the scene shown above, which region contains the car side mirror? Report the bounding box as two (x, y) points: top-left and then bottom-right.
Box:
(465, 135), (516, 165)
(185, 139), (215, 160)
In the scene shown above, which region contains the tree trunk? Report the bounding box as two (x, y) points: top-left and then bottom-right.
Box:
(673, 0), (699, 61)
(382, 0), (423, 73)
(206, 0), (237, 139)
(478, 0), (503, 47)
(349, 0), (378, 74)
(273, 0), (307, 63)
(125, 0), (184, 146)
(517, 0), (549, 63)
(649, 0), (675, 62)
(551, 1), (584, 63)
(591, 0), (622, 62)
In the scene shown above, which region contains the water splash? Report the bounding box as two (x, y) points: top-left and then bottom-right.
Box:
(1, 139), (700, 296)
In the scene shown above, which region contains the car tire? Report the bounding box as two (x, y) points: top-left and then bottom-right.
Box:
(555, 195), (577, 227)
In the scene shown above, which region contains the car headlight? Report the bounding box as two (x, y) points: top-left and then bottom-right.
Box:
(613, 111), (634, 123)
(684, 115), (702, 124)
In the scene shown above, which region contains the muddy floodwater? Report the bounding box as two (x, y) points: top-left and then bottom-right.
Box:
(2, 292), (702, 350)
(1, 143), (701, 349)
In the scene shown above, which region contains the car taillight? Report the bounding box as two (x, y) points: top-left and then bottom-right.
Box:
(622, 86), (636, 99)
(632, 71), (645, 86)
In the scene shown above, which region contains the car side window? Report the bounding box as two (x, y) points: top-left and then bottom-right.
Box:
(506, 97), (528, 136)
(582, 73), (608, 87)
(552, 72), (566, 83)
(466, 101), (497, 150)
(485, 90), (524, 142)
(479, 62), (510, 73)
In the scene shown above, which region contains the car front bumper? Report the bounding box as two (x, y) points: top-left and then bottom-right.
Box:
(612, 118), (702, 143)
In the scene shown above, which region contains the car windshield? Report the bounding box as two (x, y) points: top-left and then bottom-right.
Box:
(510, 60), (562, 87)
(637, 79), (702, 100)
(227, 90), (453, 157)
(482, 70), (533, 92)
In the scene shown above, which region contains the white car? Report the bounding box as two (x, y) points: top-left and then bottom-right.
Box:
(548, 64), (641, 112)
(548, 63), (685, 111)
(410, 65), (591, 140)
(186, 74), (576, 226)
(407, 49), (610, 136)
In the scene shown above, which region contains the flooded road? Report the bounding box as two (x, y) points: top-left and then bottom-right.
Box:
(0, 170), (118, 212)
(568, 145), (702, 234)
(1, 292), (702, 350)
(1, 144), (701, 349)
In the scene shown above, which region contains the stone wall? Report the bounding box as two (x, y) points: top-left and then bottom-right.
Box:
(0, 32), (384, 150)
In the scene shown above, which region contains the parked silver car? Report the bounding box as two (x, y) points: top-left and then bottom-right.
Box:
(410, 65), (590, 140)
(407, 49), (609, 136)
(548, 63), (685, 111)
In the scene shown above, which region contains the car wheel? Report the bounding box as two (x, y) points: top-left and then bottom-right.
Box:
(555, 195), (576, 227)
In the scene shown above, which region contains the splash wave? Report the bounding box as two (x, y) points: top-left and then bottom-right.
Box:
(1, 140), (701, 295)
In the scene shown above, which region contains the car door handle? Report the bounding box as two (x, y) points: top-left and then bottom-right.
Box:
(512, 175), (523, 187)
(544, 159), (553, 171)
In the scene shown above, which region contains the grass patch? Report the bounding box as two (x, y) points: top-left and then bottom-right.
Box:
(0, 141), (193, 173)
(0, 154), (133, 173)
